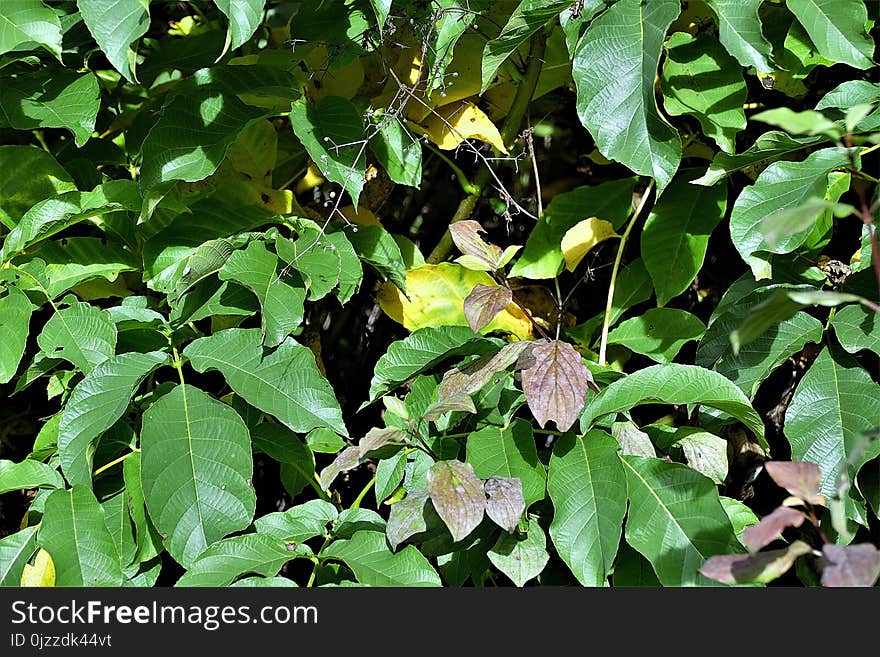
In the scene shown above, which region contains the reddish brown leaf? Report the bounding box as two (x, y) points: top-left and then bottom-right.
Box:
(520, 340), (593, 432)
(463, 284), (513, 332)
(438, 340), (534, 402)
(319, 446), (360, 491)
(426, 459), (486, 542)
(742, 506), (806, 552)
(764, 461), (822, 502)
(484, 476), (525, 533)
(699, 541), (811, 585)
(318, 427), (406, 491)
(359, 426), (407, 456)
(821, 544), (880, 587)
(449, 220), (503, 270)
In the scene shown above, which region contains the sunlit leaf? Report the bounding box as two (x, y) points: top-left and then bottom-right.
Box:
(521, 340), (594, 432)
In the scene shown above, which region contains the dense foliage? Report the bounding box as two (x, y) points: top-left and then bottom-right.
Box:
(0, 0), (878, 588)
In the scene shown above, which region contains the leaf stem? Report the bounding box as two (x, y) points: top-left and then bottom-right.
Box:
(426, 32), (547, 264)
(598, 181), (655, 366)
(92, 449), (138, 477)
(350, 476), (376, 509)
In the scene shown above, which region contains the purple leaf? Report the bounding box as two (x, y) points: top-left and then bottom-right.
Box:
(438, 340), (534, 402)
(764, 461), (823, 503)
(699, 541), (811, 585)
(463, 284), (513, 332)
(319, 446), (360, 491)
(521, 340), (594, 432)
(484, 476), (525, 532)
(821, 544), (880, 587)
(359, 426), (407, 456)
(449, 220), (503, 270)
(742, 506), (806, 552)
(423, 393), (476, 421)
(426, 460), (486, 542)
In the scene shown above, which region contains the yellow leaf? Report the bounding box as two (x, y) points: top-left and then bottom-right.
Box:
(21, 549), (55, 587)
(412, 100), (508, 154)
(304, 46), (365, 101)
(377, 263), (532, 339)
(339, 205), (381, 227)
(295, 164), (325, 194)
(561, 217), (619, 272)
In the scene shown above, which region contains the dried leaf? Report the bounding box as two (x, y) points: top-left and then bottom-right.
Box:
(560, 217), (619, 272)
(484, 476), (525, 533)
(423, 393), (476, 421)
(700, 541), (811, 585)
(386, 489), (431, 550)
(449, 220), (503, 269)
(742, 506), (806, 552)
(821, 544), (880, 587)
(438, 340), (534, 402)
(764, 461), (823, 503)
(464, 284), (513, 332)
(521, 340), (595, 432)
(426, 460), (486, 542)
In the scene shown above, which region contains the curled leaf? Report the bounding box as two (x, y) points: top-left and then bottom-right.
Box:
(438, 340), (534, 403)
(700, 541), (812, 585)
(426, 459), (486, 542)
(423, 393), (476, 421)
(319, 427), (407, 491)
(449, 220), (503, 270)
(521, 340), (595, 432)
(483, 476), (525, 533)
(464, 284), (513, 332)
(414, 100), (508, 154)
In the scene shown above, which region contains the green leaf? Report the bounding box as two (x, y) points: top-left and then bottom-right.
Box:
(141, 384), (256, 567)
(572, 0), (682, 191)
(0, 286), (32, 384)
(323, 530), (442, 586)
(0, 458), (63, 494)
(581, 364), (766, 449)
(705, 0), (772, 72)
(785, 0), (874, 69)
(0, 179), (141, 263)
(77, 0), (150, 83)
(254, 499), (337, 542)
(0, 145), (75, 229)
(0, 526), (38, 587)
(176, 533), (307, 587)
(831, 303), (880, 357)
(622, 456), (743, 586)
(672, 427), (729, 485)
(548, 430), (627, 587)
(0, 0), (62, 59)
(466, 419), (546, 507)
(661, 32), (746, 153)
(606, 308), (706, 364)
(487, 518), (550, 587)
(346, 225), (408, 292)
(480, 0), (573, 93)
(290, 96), (366, 208)
(0, 68), (99, 147)
(785, 347), (880, 524)
(102, 491), (137, 569)
(276, 222), (340, 301)
(59, 351), (168, 487)
(37, 297), (117, 374)
(184, 328), (348, 436)
(369, 115), (422, 188)
(367, 326), (491, 402)
(123, 452), (162, 564)
(641, 171), (726, 306)
(18, 238), (139, 299)
(214, 0), (266, 53)
(729, 147), (853, 279)
(219, 241), (305, 347)
(253, 423), (315, 498)
(140, 92), (267, 191)
(509, 179), (636, 280)
(752, 108), (840, 137)
(692, 131), (824, 187)
(715, 310), (823, 399)
(37, 487), (125, 586)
